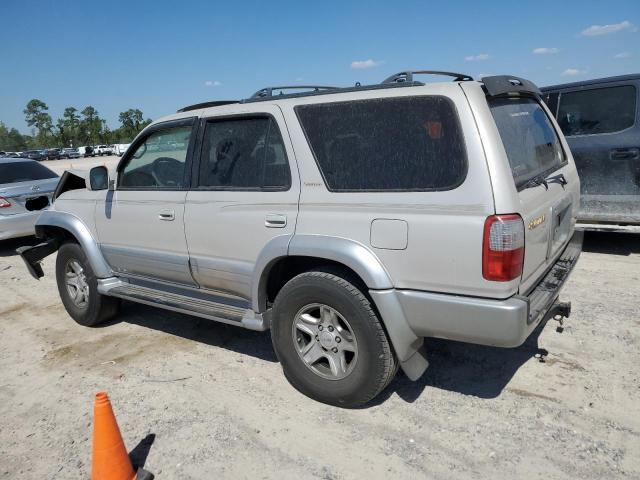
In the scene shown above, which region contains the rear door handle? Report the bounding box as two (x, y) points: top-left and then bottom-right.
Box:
(265, 213), (287, 228)
(158, 209), (175, 221)
(610, 148), (640, 160)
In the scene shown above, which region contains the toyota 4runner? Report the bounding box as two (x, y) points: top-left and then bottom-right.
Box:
(18, 71), (583, 407)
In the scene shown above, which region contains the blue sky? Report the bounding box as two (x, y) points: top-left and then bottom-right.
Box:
(1, 0), (638, 133)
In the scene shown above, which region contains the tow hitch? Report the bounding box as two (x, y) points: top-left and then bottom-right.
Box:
(548, 301), (571, 332)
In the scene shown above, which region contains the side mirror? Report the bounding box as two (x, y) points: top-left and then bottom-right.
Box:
(88, 166), (109, 191)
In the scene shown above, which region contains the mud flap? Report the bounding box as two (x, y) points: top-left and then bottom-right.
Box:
(16, 238), (61, 279)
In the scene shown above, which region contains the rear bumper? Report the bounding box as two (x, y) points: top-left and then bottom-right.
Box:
(372, 230), (583, 349)
(0, 211), (40, 240)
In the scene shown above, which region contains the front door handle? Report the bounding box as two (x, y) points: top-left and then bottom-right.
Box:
(610, 148), (640, 160)
(265, 213), (287, 228)
(158, 209), (175, 221)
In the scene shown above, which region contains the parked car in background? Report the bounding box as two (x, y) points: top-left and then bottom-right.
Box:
(112, 143), (131, 156)
(95, 145), (113, 156)
(542, 74), (640, 226)
(18, 72), (582, 406)
(78, 146), (95, 158)
(20, 150), (45, 161)
(41, 148), (61, 161)
(4, 152), (21, 158)
(0, 157), (59, 240)
(59, 148), (81, 159)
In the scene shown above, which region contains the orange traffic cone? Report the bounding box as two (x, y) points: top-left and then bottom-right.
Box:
(91, 392), (153, 480)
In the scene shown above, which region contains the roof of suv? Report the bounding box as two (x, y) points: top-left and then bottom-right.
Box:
(541, 73), (640, 91)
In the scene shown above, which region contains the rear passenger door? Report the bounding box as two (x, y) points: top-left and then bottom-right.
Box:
(184, 107), (299, 298)
(555, 81), (640, 223)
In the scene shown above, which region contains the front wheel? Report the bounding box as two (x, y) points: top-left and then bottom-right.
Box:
(55, 242), (119, 327)
(271, 270), (397, 407)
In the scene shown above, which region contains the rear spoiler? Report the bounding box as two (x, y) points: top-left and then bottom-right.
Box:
(482, 75), (541, 97)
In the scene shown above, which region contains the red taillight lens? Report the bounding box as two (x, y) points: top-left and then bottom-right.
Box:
(0, 197), (12, 208)
(483, 214), (525, 281)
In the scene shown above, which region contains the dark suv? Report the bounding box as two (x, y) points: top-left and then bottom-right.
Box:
(542, 74), (640, 226)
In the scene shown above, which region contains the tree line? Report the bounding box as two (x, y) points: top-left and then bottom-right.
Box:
(0, 99), (153, 151)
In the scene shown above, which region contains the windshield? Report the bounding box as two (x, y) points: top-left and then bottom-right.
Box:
(489, 97), (565, 189)
(0, 161), (58, 184)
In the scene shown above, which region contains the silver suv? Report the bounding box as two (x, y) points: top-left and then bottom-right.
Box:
(18, 71), (583, 407)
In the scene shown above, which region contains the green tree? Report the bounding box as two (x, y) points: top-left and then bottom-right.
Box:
(0, 122), (29, 151)
(23, 99), (53, 146)
(80, 106), (103, 145)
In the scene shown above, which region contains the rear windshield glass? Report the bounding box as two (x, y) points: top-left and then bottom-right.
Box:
(296, 96), (467, 191)
(489, 97), (565, 189)
(0, 161), (58, 184)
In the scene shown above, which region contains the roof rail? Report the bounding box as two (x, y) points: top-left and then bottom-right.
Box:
(177, 100), (238, 113)
(382, 70), (473, 84)
(250, 85), (339, 99)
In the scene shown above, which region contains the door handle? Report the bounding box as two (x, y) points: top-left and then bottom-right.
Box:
(158, 209), (175, 221)
(610, 148), (640, 160)
(265, 213), (287, 228)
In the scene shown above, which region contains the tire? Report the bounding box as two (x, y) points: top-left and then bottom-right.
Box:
(55, 242), (119, 327)
(271, 270), (397, 407)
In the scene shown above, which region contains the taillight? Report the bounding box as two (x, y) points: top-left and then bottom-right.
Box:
(0, 197), (12, 208)
(483, 214), (525, 281)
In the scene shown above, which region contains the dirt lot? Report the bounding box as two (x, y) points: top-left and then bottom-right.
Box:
(1, 230), (639, 479)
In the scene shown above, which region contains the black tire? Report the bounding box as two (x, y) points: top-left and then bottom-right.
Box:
(271, 270), (397, 407)
(55, 242), (119, 327)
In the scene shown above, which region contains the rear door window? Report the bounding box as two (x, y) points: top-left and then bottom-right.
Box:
(197, 117), (291, 190)
(296, 96), (467, 191)
(489, 97), (566, 189)
(557, 85), (636, 136)
(0, 161), (58, 184)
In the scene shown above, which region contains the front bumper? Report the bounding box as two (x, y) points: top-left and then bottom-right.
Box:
(0, 211), (41, 240)
(374, 230), (583, 349)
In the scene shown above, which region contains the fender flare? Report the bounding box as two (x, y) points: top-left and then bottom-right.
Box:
(251, 234), (423, 365)
(36, 210), (112, 278)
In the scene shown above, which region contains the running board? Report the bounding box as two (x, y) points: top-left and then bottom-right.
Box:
(97, 278), (269, 331)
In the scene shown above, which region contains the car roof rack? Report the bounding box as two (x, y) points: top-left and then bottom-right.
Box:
(177, 100), (239, 113)
(250, 85), (340, 99)
(481, 75), (541, 97)
(382, 70), (473, 84)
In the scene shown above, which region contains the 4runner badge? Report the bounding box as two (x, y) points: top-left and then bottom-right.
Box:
(528, 214), (546, 230)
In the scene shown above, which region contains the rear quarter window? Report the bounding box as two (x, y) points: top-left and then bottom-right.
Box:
(295, 96), (467, 191)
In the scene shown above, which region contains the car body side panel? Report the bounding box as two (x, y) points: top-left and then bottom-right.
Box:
(281, 84), (505, 298)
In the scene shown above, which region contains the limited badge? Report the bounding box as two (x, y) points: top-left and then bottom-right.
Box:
(528, 214), (546, 230)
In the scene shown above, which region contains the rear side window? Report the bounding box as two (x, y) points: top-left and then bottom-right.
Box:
(198, 117), (291, 190)
(489, 97), (565, 189)
(0, 161), (58, 184)
(557, 85), (636, 136)
(296, 96), (467, 191)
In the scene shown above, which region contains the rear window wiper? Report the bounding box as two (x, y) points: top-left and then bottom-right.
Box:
(520, 174), (548, 190)
(546, 173), (568, 188)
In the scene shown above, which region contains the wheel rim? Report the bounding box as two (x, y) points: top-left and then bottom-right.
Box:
(291, 303), (358, 381)
(65, 259), (89, 309)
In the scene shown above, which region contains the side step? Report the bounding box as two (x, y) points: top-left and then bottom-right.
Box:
(97, 278), (269, 331)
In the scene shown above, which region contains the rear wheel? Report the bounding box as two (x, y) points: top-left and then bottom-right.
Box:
(55, 242), (119, 327)
(271, 270), (397, 407)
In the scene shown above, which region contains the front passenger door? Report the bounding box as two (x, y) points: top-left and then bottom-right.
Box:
(95, 118), (197, 285)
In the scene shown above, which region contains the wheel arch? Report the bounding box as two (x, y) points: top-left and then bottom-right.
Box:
(35, 210), (112, 278)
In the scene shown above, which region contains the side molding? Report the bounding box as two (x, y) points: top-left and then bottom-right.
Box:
(36, 210), (112, 278)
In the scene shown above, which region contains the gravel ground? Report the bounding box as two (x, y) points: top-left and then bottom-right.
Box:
(0, 231), (639, 479)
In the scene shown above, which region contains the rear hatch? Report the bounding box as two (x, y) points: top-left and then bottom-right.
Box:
(488, 96), (579, 294)
(0, 161), (59, 216)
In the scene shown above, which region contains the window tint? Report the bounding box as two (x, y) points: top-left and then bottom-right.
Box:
(296, 96), (467, 191)
(198, 117), (291, 190)
(542, 92), (559, 117)
(120, 125), (192, 188)
(0, 161), (58, 184)
(489, 97), (565, 189)
(557, 85), (636, 136)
